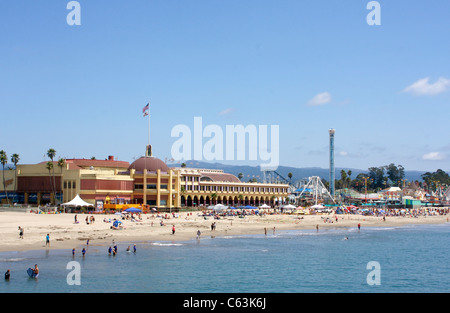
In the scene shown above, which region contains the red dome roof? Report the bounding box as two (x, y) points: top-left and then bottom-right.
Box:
(128, 157), (169, 172)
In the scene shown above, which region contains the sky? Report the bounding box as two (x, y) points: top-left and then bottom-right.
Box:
(1, 0), (449, 172)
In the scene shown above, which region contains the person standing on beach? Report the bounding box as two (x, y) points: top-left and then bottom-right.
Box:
(133, 244), (137, 253)
(196, 229), (201, 240)
(172, 225), (176, 235)
(5, 269), (10, 280)
(316, 224), (319, 232)
(82, 248), (86, 257)
(45, 234), (50, 247)
(72, 248), (75, 257)
(358, 223), (361, 231)
(18, 226), (24, 239)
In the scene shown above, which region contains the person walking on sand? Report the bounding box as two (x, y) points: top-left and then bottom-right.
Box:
(316, 224), (319, 232)
(196, 229), (201, 240)
(18, 226), (24, 239)
(172, 225), (176, 235)
(45, 233), (50, 247)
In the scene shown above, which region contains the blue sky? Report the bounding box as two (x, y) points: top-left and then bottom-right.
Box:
(1, 0), (449, 172)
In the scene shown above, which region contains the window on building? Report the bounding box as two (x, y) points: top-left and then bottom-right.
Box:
(147, 184), (157, 189)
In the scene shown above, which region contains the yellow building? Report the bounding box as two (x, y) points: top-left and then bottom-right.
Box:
(1, 154), (288, 209)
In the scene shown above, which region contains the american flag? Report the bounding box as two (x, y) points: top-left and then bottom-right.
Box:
(143, 103), (149, 116)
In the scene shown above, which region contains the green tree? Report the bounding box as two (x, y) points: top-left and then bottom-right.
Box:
(368, 166), (385, 190)
(10, 153), (20, 197)
(0, 150), (10, 205)
(238, 173), (243, 181)
(288, 172), (293, 184)
(385, 163), (405, 186)
(421, 169), (450, 191)
(211, 192), (218, 204)
(47, 148), (56, 202)
(339, 170), (348, 189)
(57, 158), (66, 204)
(238, 194), (244, 205)
(347, 170), (352, 188)
(45, 161), (54, 204)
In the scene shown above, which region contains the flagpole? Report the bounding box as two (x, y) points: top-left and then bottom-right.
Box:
(148, 101), (150, 147)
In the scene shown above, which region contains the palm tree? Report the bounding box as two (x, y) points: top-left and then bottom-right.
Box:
(288, 172), (293, 184)
(238, 194), (244, 206)
(11, 153), (20, 199)
(45, 161), (54, 204)
(270, 195), (276, 206)
(57, 158), (66, 204)
(211, 193), (218, 205)
(47, 148), (56, 203)
(0, 150), (10, 205)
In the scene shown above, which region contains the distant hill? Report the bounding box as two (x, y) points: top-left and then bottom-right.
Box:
(169, 161), (426, 183)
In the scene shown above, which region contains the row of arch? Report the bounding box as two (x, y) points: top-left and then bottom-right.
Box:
(180, 195), (278, 207)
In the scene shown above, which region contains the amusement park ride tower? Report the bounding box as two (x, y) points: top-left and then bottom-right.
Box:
(329, 129), (335, 201)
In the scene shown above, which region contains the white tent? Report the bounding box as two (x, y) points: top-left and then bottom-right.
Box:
(62, 194), (94, 207)
(210, 204), (228, 212)
(259, 204), (270, 209)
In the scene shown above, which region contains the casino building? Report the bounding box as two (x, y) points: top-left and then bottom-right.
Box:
(1, 149), (289, 210)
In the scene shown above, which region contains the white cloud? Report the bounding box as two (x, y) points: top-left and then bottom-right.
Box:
(219, 108), (235, 116)
(306, 92), (332, 106)
(403, 77), (450, 96)
(422, 152), (447, 161)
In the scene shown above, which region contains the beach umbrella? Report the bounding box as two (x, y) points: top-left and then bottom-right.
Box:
(212, 204), (227, 212)
(123, 207), (142, 213)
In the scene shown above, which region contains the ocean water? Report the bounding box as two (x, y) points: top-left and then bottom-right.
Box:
(0, 223), (449, 293)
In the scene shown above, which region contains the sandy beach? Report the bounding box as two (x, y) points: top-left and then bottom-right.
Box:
(1, 210), (448, 253)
